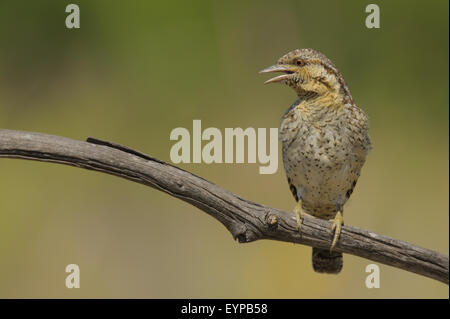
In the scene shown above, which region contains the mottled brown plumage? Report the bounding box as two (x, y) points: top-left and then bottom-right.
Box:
(261, 48), (371, 273)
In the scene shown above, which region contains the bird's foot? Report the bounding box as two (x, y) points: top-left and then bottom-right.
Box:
(329, 211), (343, 252)
(293, 200), (304, 234)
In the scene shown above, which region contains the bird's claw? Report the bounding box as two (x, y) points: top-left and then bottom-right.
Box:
(294, 200), (304, 233)
(329, 211), (343, 252)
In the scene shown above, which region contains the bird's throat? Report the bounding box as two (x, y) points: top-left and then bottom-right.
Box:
(297, 93), (344, 120)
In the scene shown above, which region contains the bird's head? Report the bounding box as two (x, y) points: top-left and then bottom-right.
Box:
(260, 48), (352, 102)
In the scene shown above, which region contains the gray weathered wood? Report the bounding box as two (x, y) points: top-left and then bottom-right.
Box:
(0, 129), (448, 284)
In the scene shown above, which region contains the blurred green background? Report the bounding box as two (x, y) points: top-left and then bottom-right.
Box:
(0, 0), (448, 298)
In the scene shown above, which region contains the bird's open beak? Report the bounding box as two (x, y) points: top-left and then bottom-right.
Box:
(259, 64), (294, 84)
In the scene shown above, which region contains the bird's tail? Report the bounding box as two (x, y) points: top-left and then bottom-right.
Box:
(312, 248), (343, 274)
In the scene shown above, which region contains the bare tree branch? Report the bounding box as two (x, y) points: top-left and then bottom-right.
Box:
(0, 129), (448, 284)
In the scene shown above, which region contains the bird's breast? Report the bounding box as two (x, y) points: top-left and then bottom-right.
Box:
(280, 103), (364, 218)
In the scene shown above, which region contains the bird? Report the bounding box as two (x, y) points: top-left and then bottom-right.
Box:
(260, 48), (371, 273)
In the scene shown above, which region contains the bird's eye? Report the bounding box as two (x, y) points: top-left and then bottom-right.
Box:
(296, 59), (305, 66)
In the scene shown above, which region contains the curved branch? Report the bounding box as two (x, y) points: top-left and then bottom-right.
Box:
(0, 129), (448, 284)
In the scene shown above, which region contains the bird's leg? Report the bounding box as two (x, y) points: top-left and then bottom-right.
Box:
(293, 200), (305, 233)
(330, 211), (343, 252)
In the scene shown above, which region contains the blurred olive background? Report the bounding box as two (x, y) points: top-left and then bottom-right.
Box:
(0, 0), (448, 298)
